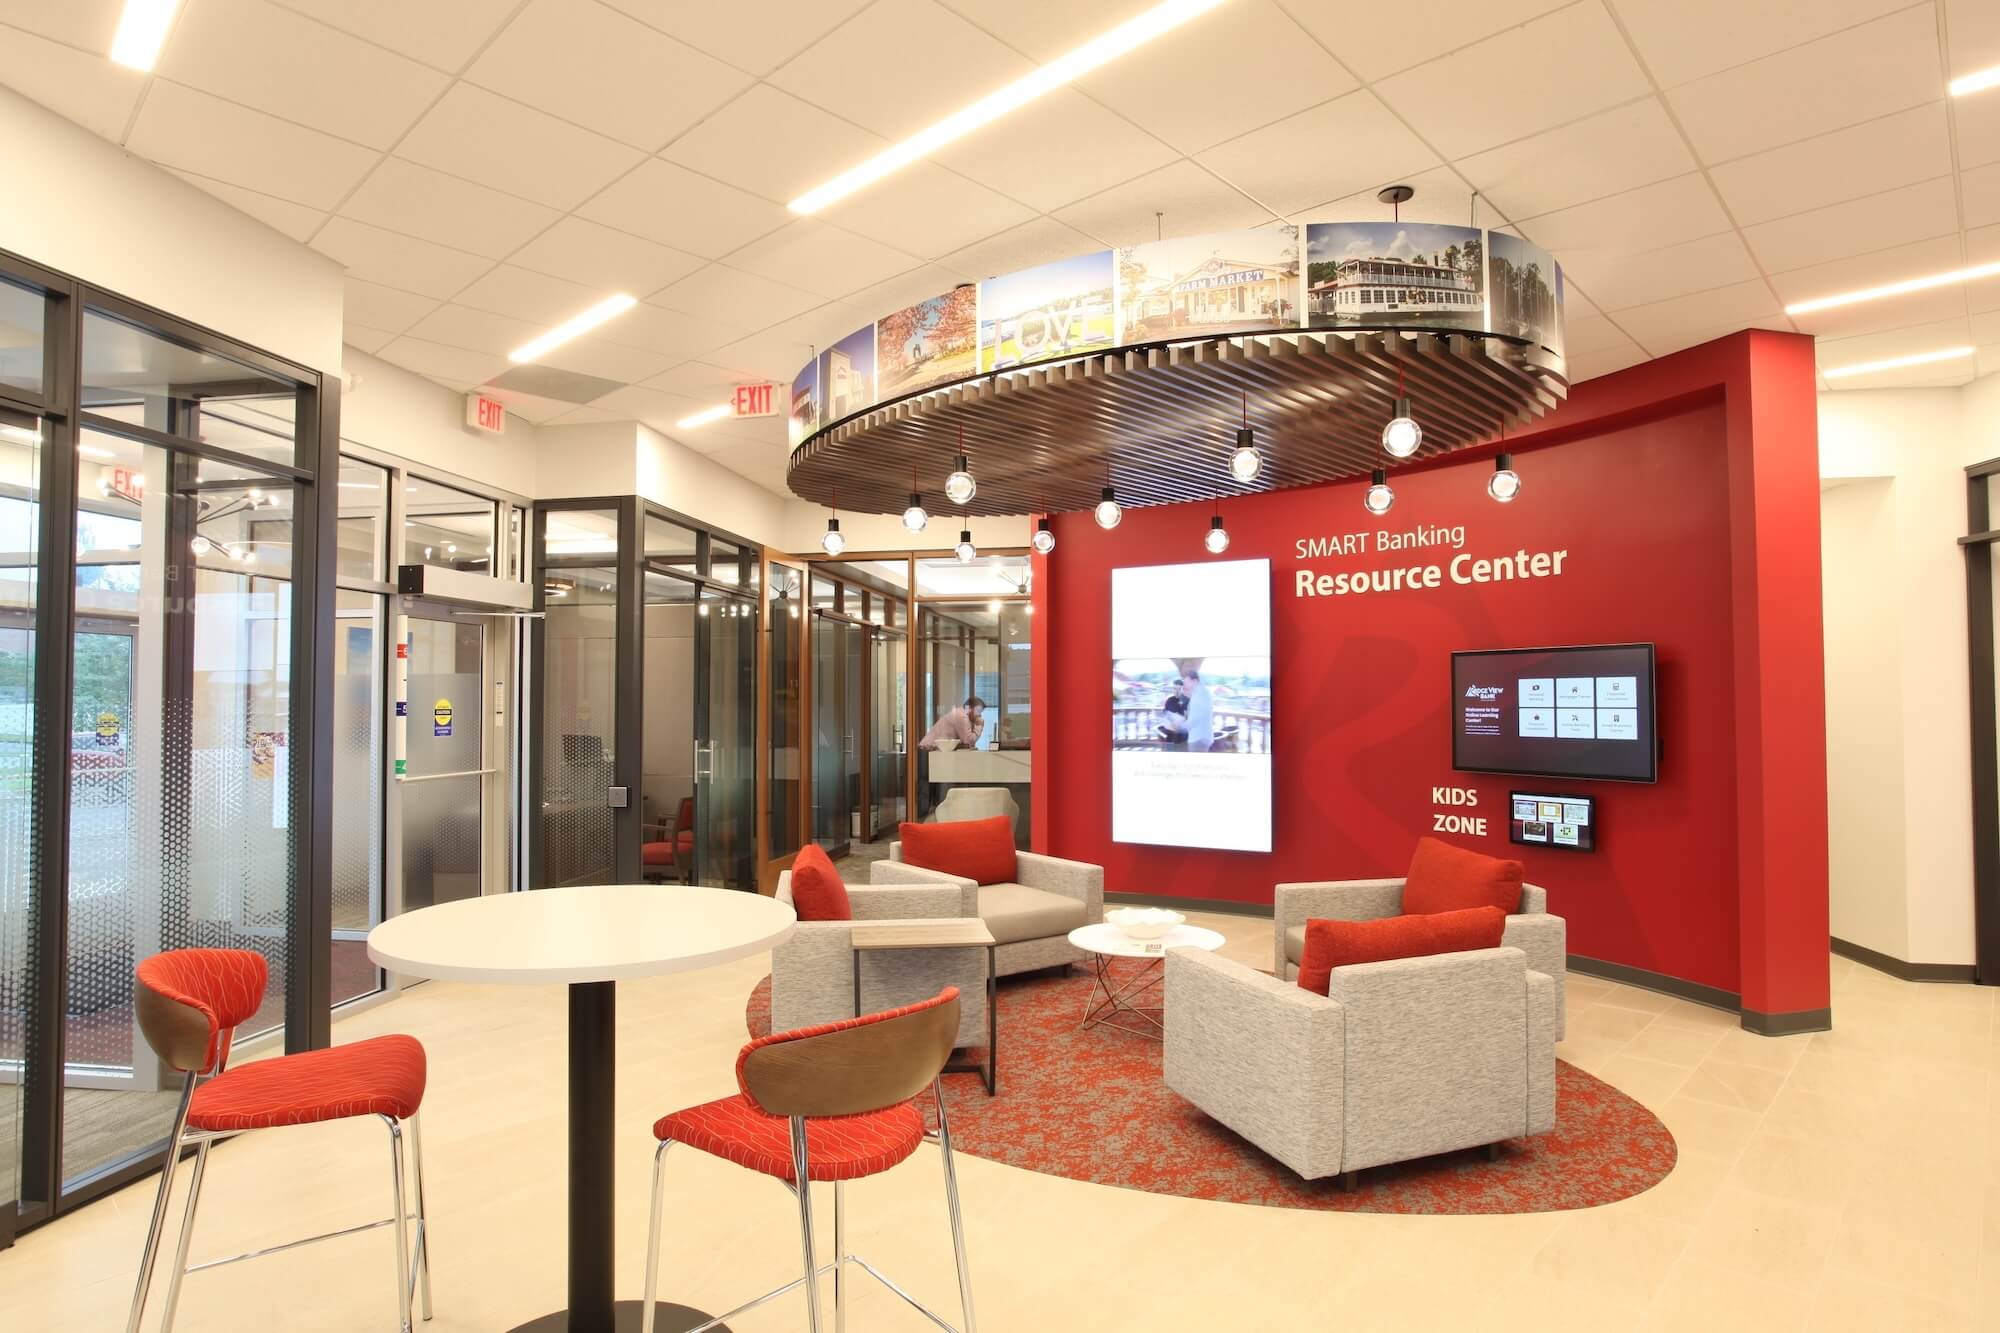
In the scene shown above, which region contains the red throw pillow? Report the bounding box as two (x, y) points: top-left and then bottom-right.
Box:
(898, 816), (1017, 886)
(1295, 906), (1507, 995)
(1401, 836), (1525, 916)
(788, 844), (851, 922)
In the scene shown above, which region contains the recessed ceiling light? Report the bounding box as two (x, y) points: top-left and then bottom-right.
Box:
(110, 0), (181, 71)
(508, 294), (637, 363)
(1784, 260), (2000, 315)
(1951, 65), (2000, 97)
(787, 0), (1229, 214)
(675, 404), (730, 429)
(1820, 345), (1974, 380)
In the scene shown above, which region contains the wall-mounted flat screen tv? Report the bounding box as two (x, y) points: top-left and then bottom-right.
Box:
(1452, 643), (1657, 783)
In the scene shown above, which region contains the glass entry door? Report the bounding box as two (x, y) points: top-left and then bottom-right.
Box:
(401, 609), (487, 911)
(812, 611), (865, 856)
(869, 625), (907, 839)
(695, 587), (756, 889)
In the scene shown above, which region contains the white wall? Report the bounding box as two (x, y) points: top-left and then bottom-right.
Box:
(636, 425), (789, 547)
(0, 85), (342, 374)
(1818, 386), (1984, 965)
(340, 349), (541, 497)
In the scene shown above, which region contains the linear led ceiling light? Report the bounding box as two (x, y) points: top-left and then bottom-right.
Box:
(787, 0), (1229, 214)
(1784, 260), (2000, 316)
(1951, 65), (2000, 97)
(1820, 345), (1975, 380)
(675, 403), (730, 429)
(508, 294), (637, 363)
(111, 0), (181, 71)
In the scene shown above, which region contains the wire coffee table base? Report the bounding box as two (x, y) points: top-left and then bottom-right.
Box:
(1077, 952), (1169, 1038)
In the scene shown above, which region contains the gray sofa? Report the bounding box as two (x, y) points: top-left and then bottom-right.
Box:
(1164, 945), (1558, 1182)
(1274, 878), (1567, 1038)
(871, 845), (1104, 977)
(771, 871), (988, 1048)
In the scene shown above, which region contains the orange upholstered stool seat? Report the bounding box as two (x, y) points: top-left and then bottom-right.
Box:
(654, 1095), (924, 1183)
(188, 1034), (428, 1133)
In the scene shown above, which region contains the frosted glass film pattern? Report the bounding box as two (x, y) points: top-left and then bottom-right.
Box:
(331, 594), (382, 934)
(542, 568), (616, 886)
(0, 427), (37, 1208)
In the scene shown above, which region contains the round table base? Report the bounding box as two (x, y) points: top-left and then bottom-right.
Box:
(505, 1300), (730, 1332)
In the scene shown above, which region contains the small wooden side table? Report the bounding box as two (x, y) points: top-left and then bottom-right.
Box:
(850, 919), (999, 1095)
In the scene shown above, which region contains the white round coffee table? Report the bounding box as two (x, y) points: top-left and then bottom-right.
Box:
(1067, 921), (1225, 1039)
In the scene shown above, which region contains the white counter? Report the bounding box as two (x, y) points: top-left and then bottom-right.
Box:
(926, 748), (1033, 784)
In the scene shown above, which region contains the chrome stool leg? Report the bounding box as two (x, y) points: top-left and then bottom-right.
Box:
(410, 1112), (433, 1322)
(934, 1081), (978, 1333)
(789, 1119), (824, 1333)
(126, 1074), (197, 1333)
(157, 1138), (212, 1333)
(832, 1180), (847, 1333)
(640, 1141), (673, 1333)
(385, 1117), (413, 1333)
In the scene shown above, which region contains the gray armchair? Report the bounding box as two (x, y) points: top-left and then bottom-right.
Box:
(1273, 878), (1566, 1037)
(872, 846), (1103, 977)
(1164, 945), (1558, 1182)
(771, 871), (987, 1047)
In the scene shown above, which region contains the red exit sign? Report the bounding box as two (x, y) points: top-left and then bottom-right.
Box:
(464, 392), (507, 435)
(731, 382), (779, 419)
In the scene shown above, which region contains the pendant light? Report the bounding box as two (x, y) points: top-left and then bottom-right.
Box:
(1032, 516), (1056, 554)
(944, 424), (976, 505)
(821, 485), (846, 554)
(1204, 511), (1230, 554)
(1363, 468), (1394, 516)
(1093, 485), (1123, 529)
(954, 525), (977, 563)
(1382, 367), (1421, 458)
(1488, 452), (1521, 503)
(1228, 391), (1261, 482)
(902, 493), (929, 532)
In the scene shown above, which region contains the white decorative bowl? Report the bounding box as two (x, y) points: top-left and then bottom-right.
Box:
(1107, 906), (1185, 941)
(934, 738), (960, 751)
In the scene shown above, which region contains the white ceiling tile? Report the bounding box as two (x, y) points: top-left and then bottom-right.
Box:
(817, 163), (1035, 259)
(126, 80), (379, 210)
(508, 217), (706, 294)
(933, 0), (1160, 63)
(1055, 160), (1275, 249)
(1743, 177), (1961, 273)
(1075, 0), (1349, 156)
(598, 0), (872, 76)
(1278, 0), (1572, 82)
(342, 325), (398, 355)
(166, 170), (326, 242)
(722, 221), (922, 300)
(1964, 161), (2000, 229)
(1816, 315), (1977, 369)
(1520, 173), (1731, 260)
(453, 265), (611, 324)
(1561, 282), (1604, 322)
(465, 0), (750, 150)
(940, 216), (1105, 280)
(1707, 103), (1954, 225)
(576, 159), (793, 259)
(648, 264), (823, 328)
(1564, 231), (1761, 313)
(159, 0), (446, 150)
(343, 279), (441, 334)
(1459, 99), (1695, 223)
(838, 265), (970, 323)
(0, 22), (145, 140)
(707, 327), (831, 384)
(533, 336), (677, 384)
(581, 382), (705, 433)
(1563, 313), (1641, 358)
(1615, 279), (1789, 355)
(1610, 0), (1916, 88)
(930, 88), (1178, 213)
(768, 0), (1030, 141)
(643, 360), (766, 399)
(394, 83), (645, 211)
(1195, 91), (1439, 218)
(1777, 236), (1974, 339)
(661, 83), (886, 205)
(267, 0), (521, 72)
(1980, 344), (2000, 380)
(311, 217), (495, 299)
(1375, 4), (1649, 161)
(339, 158), (560, 259)
(0, 1), (122, 50)
(1292, 167), (1509, 229)
(405, 303), (541, 357)
(1975, 310), (2000, 345)
(1951, 0), (2000, 77)
(1666, 7), (1944, 164)
(1960, 92), (2000, 171)
(1566, 341), (1652, 382)
(1971, 222), (2000, 269)
(588, 302), (742, 360)
(376, 336), (510, 384)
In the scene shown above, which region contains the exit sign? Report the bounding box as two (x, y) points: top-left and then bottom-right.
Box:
(731, 382), (779, 418)
(465, 392), (507, 434)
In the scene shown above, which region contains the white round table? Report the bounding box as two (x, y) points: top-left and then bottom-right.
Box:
(1067, 922), (1224, 1038)
(368, 886), (795, 1333)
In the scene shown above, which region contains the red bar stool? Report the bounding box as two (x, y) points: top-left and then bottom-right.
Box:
(641, 987), (977, 1333)
(123, 948), (433, 1333)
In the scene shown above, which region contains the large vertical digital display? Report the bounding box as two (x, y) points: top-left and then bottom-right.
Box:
(1111, 559), (1272, 851)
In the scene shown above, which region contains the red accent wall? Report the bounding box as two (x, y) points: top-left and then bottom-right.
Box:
(1031, 330), (1829, 1016)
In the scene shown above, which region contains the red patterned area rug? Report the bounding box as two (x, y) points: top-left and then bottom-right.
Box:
(746, 969), (1676, 1215)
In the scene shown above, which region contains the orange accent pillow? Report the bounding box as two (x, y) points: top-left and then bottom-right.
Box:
(788, 844), (851, 921)
(1401, 836), (1525, 916)
(1296, 906), (1507, 995)
(898, 816), (1017, 886)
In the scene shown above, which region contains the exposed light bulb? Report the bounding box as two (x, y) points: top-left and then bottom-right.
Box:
(1488, 453), (1520, 503)
(955, 529), (977, 563)
(1031, 517), (1056, 554)
(189, 534), (212, 557)
(1093, 486), (1122, 529)
(1204, 515), (1230, 554)
(821, 517), (846, 555)
(1363, 468), (1394, 516)
(902, 492), (929, 532)
(1382, 397), (1421, 458)
(944, 453), (976, 505)
(1229, 425), (1261, 482)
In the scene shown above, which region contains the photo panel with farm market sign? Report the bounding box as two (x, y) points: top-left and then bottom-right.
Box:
(1116, 226), (1300, 341)
(818, 323), (876, 422)
(876, 284), (978, 398)
(1488, 230), (1564, 359)
(978, 250), (1115, 372)
(1305, 221), (1486, 332)
(789, 355), (820, 446)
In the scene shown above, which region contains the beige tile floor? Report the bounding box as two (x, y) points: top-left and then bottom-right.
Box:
(2, 911), (1992, 1331)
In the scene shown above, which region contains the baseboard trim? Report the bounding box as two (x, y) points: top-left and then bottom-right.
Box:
(1740, 1006), (1833, 1036)
(1830, 936), (1978, 984)
(1566, 954), (1740, 1015)
(1107, 892), (1273, 917)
